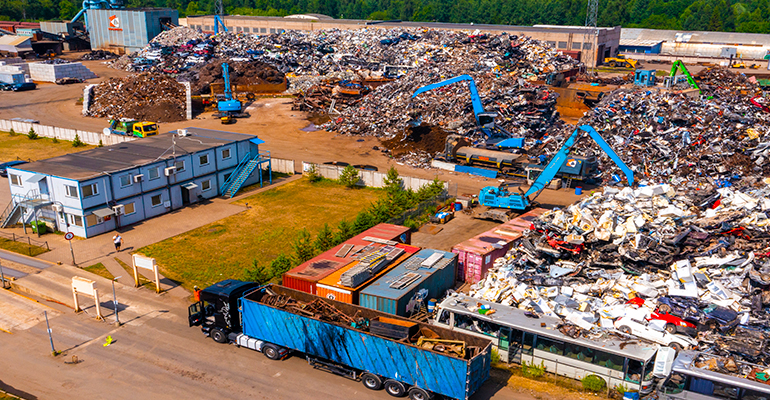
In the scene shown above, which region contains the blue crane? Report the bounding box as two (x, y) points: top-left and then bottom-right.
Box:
(479, 125), (634, 210)
(412, 75), (524, 148)
(216, 63), (247, 123)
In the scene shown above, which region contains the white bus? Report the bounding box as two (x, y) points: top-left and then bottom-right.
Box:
(659, 351), (770, 400)
(433, 293), (660, 394)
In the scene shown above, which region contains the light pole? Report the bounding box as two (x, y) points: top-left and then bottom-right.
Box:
(111, 276), (122, 326)
(0, 259), (6, 289)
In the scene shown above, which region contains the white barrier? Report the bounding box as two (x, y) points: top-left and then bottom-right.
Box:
(0, 119), (134, 146)
(262, 157), (296, 175)
(302, 162), (446, 192)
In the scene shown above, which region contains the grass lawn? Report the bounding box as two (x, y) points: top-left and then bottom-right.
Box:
(137, 178), (383, 290)
(0, 131), (95, 162)
(0, 237), (49, 257)
(83, 262), (114, 280)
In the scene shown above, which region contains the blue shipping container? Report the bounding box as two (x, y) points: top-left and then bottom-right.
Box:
(241, 285), (489, 400)
(359, 249), (457, 316)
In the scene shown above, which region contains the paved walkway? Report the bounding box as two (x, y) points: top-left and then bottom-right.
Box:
(0, 175), (301, 296)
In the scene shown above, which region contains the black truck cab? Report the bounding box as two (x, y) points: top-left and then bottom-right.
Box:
(188, 280), (261, 343)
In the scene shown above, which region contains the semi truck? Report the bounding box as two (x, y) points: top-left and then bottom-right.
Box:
(189, 281), (491, 400)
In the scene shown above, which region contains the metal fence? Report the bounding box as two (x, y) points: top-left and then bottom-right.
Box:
(0, 230), (50, 256)
(0, 119), (135, 146)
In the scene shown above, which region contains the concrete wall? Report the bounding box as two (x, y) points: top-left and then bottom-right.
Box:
(28, 61), (97, 83)
(0, 118), (134, 146)
(302, 162), (446, 192)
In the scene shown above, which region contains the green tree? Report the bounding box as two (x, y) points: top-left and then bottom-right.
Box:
(352, 210), (375, 234)
(292, 228), (316, 265)
(334, 219), (354, 244)
(270, 253), (293, 282)
(243, 259), (273, 283)
(72, 134), (85, 147)
(313, 223), (335, 252)
(306, 163), (322, 182)
(338, 165), (360, 188)
(59, 0), (76, 19)
(27, 128), (38, 140)
(185, 1), (200, 15)
(383, 166), (404, 197)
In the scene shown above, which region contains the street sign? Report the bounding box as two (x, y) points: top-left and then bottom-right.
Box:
(64, 232), (75, 240)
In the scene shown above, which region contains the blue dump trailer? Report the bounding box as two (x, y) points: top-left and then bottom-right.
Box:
(189, 281), (491, 400)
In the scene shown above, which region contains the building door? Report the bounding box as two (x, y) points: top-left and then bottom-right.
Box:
(181, 187), (190, 205)
(38, 179), (49, 197)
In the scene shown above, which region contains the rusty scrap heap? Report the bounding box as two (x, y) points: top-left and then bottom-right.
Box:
(87, 73), (188, 122)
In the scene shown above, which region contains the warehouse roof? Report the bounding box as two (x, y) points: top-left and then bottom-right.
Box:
(622, 28), (770, 46)
(13, 128), (257, 181)
(0, 35), (32, 47)
(619, 39), (663, 47)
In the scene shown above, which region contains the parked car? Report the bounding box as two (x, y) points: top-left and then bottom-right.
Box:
(11, 82), (37, 91)
(615, 316), (698, 352)
(55, 77), (84, 85)
(0, 160), (28, 177)
(0, 82), (13, 91)
(649, 310), (698, 336)
(657, 296), (740, 332)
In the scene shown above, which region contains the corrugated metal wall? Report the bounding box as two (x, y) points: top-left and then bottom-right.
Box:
(89, 9), (178, 52)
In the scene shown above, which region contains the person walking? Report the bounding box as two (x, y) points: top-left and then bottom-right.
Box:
(113, 233), (123, 252)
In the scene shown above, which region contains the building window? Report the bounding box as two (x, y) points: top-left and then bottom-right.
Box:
(68, 214), (83, 227)
(65, 185), (79, 198)
(223, 172), (232, 182)
(199, 154), (209, 166)
(120, 174), (132, 187)
(85, 214), (103, 227)
(174, 160), (185, 173)
(243, 27), (250, 33)
(270, 28), (276, 34)
(572, 42), (582, 50)
(201, 179), (211, 191)
(222, 148), (231, 159)
(547, 41), (556, 47)
(124, 202), (136, 215)
(82, 183), (98, 198)
(558, 41), (568, 49)
(583, 42), (593, 50)
(9, 174), (22, 186)
(151, 194), (162, 207)
(260, 28), (266, 33)
(148, 167), (160, 180)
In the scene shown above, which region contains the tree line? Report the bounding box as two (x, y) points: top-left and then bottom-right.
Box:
(2, 0), (770, 33)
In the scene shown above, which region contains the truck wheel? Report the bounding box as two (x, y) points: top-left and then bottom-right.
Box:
(619, 326), (632, 335)
(384, 380), (407, 397)
(670, 343), (683, 352)
(262, 344), (281, 360)
(362, 373), (383, 390)
(211, 328), (228, 344)
(408, 387), (433, 400)
(665, 323), (677, 334)
(609, 61), (617, 67)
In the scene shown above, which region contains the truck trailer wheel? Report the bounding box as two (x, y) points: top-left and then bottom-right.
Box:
(384, 380), (407, 397)
(262, 344), (281, 360)
(211, 328), (228, 344)
(362, 373), (383, 390)
(408, 387), (433, 400)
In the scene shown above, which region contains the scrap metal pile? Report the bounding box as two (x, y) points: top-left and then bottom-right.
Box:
(470, 183), (770, 365)
(570, 84), (770, 187)
(176, 59), (286, 95)
(87, 73), (187, 122)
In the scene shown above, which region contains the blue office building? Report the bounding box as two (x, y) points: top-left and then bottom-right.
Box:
(2, 128), (270, 238)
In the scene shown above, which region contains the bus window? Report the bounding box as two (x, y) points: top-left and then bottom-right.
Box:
(578, 347), (594, 363)
(453, 313), (501, 337)
(499, 327), (511, 351)
(535, 336), (564, 356)
(626, 359), (642, 383)
(522, 332), (534, 355)
(712, 382), (739, 399)
(563, 343), (582, 360)
(438, 310), (450, 325)
(643, 357), (655, 381)
(687, 376), (715, 395)
(593, 350), (624, 371)
(742, 388), (770, 400)
(662, 373), (685, 395)
(454, 313), (476, 332)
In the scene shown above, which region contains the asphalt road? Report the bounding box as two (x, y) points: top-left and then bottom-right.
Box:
(0, 290), (528, 400)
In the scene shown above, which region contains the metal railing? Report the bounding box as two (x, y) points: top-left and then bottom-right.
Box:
(0, 230), (50, 255)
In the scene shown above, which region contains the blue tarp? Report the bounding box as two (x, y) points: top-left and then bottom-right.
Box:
(455, 165), (497, 178)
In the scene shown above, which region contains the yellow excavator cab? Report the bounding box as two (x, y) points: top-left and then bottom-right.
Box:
(604, 55), (639, 69)
(132, 122), (159, 137)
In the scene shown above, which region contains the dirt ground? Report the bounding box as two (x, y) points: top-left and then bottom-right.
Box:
(0, 53), (588, 205)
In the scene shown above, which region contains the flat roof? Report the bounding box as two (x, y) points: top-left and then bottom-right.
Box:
(439, 293), (660, 361)
(360, 249), (455, 299)
(317, 243), (421, 290)
(619, 39), (663, 47)
(189, 14), (619, 35)
(13, 128), (257, 181)
(673, 351), (770, 393)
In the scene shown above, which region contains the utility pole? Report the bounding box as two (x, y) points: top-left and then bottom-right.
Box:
(583, 0), (599, 71)
(111, 276), (122, 326)
(45, 311), (57, 356)
(0, 259), (7, 289)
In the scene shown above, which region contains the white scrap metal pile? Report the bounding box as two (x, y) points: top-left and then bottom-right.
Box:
(471, 183), (770, 364)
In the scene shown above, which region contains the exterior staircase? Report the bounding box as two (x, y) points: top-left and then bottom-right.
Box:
(220, 151), (271, 198)
(1, 190), (53, 228)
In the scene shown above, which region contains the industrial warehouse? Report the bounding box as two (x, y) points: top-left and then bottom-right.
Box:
(1, 0), (770, 399)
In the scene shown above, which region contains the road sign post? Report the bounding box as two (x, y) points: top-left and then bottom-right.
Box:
(64, 232), (75, 265)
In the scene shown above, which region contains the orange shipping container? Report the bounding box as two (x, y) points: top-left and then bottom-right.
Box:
(316, 243), (420, 304)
